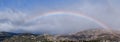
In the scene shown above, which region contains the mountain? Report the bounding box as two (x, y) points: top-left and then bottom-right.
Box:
(55, 29), (120, 41)
(0, 28), (120, 42)
(0, 32), (17, 42)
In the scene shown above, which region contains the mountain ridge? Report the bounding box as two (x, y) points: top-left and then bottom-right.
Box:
(0, 28), (120, 42)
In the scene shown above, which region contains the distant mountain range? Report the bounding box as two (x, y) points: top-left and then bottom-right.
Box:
(0, 28), (120, 42)
(0, 32), (17, 41)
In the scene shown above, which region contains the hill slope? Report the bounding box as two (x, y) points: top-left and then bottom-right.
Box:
(0, 28), (120, 42)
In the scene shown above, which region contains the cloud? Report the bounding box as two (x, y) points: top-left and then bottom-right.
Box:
(0, 9), (102, 34)
(72, 0), (120, 30)
(0, 0), (120, 34)
(0, 9), (26, 32)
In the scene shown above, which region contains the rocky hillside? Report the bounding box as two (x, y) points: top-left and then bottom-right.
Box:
(0, 32), (18, 42)
(56, 29), (120, 40)
(0, 29), (120, 42)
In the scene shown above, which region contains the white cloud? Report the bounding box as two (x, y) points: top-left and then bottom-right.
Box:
(0, 0), (120, 34)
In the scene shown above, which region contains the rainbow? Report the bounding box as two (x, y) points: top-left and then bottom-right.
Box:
(25, 11), (119, 37)
(26, 11), (110, 29)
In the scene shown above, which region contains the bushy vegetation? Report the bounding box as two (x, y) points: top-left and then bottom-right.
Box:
(2, 35), (53, 42)
(1, 35), (106, 42)
(1, 29), (120, 42)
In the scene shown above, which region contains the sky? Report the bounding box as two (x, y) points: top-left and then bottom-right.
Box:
(0, 0), (120, 34)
